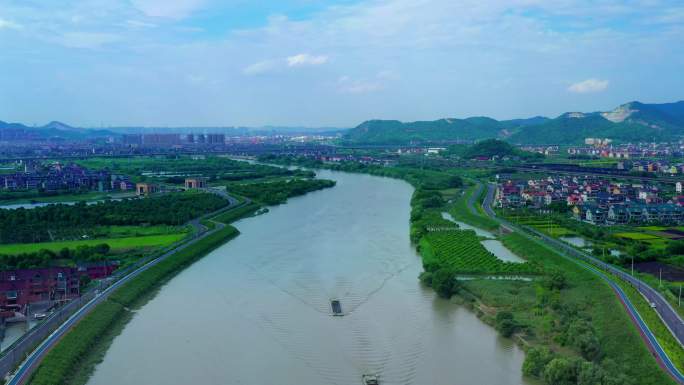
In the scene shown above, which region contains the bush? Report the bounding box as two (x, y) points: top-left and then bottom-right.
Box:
(522, 347), (554, 377)
(543, 357), (577, 385)
(432, 268), (457, 298)
(667, 240), (684, 255)
(419, 271), (433, 286)
(495, 311), (518, 337)
(545, 270), (567, 290)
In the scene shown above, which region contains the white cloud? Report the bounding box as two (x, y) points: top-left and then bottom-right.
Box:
(131, 0), (205, 19)
(337, 76), (383, 94)
(243, 60), (278, 75)
(124, 20), (158, 29)
(243, 54), (328, 75)
(0, 18), (21, 30)
(568, 78), (609, 93)
(286, 53), (328, 67)
(57, 32), (120, 49)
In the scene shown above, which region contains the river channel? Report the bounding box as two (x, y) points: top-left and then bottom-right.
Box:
(86, 169), (530, 385)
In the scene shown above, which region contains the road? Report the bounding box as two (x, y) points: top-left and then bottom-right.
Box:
(502, 165), (681, 185)
(5, 193), (249, 385)
(471, 182), (684, 384)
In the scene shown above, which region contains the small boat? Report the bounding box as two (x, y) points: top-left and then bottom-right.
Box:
(330, 299), (343, 316)
(362, 374), (379, 385)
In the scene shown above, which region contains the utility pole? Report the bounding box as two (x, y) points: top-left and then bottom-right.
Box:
(660, 268), (662, 287)
(631, 256), (634, 276)
(679, 285), (681, 307)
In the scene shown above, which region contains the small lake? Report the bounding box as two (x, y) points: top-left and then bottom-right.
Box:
(441, 212), (495, 238)
(0, 197), (126, 210)
(560, 236), (592, 248)
(481, 240), (525, 263)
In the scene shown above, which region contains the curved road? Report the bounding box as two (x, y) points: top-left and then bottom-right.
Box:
(5, 193), (249, 385)
(471, 182), (684, 384)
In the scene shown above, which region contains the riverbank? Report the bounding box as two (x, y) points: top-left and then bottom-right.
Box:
(23, 200), (258, 385)
(80, 168), (531, 385)
(259, 155), (677, 385)
(451, 187), (676, 385)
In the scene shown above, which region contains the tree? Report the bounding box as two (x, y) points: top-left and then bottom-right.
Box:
(59, 247), (71, 259)
(419, 271), (433, 286)
(543, 358), (577, 385)
(576, 332), (602, 361)
(545, 270), (568, 290)
(548, 201), (569, 213)
(432, 268), (457, 298)
(497, 319), (518, 337)
(495, 311), (518, 337)
(79, 274), (92, 288)
(522, 347), (554, 377)
(667, 240), (684, 255)
(577, 360), (604, 385)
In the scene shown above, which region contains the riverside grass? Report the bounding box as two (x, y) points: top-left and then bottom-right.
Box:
(0, 233), (187, 254)
(28, 225), (239, 385)
(458, 232), (676, 385)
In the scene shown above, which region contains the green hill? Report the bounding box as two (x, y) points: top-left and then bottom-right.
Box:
(342, 100), (684, 145)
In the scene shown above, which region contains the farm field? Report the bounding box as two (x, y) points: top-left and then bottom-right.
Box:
(614, 232), (660, 240)
(89, 225), (190, 238)
(0, 233), (187, 254)
(420, 229), (539, 275)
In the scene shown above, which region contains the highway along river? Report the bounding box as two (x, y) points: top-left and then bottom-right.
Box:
(86, 170), (531, 385)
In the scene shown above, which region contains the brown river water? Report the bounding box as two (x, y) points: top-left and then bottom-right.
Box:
(86, 169), (531, 385)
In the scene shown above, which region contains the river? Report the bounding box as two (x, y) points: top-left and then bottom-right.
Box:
(86, 170), (530, 385)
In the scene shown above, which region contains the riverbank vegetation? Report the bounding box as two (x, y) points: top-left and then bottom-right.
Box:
(0, 192), (226, 244)
(0, 233), (187, 255)
(419, 230), (540, 275)
(74, 155), (312, 185)
(262, 154), (677, 385)
(27, 209), (251, 385)
(228, 179), (335, 205)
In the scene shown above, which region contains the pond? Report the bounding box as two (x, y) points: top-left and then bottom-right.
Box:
(481, 240), (526, 263)
(560, 236), (593, 248)
(441, 212), (495, 238)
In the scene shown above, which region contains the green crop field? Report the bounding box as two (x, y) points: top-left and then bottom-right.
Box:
(0, 233), (187, 254)
(421, 229), (539, 275)
(638, 226), (668, 231)
(614, 232), (660, 240)
(531, 225), (575, 237)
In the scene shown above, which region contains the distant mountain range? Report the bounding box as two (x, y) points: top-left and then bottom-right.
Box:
(0, 120), (345, 141)
(4, 100), (684, 144)
(343, 101), (684, 145)
(0, 120), (116, 141)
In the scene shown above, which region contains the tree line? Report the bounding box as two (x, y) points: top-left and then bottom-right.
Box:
(229, 179), (336, 205)
(0, 193), (227, 244)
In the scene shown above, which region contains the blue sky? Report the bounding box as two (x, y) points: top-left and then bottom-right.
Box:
(1, 0), (683, 127)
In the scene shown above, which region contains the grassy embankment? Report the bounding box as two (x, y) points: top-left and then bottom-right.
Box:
(232, 155), (676, 384)
(0, 233), (188, 254)
(448, 183), (499, 231)
(499, 207), (684, 368)
(26, 206), (259, 385)
(428, 184), (676, 385)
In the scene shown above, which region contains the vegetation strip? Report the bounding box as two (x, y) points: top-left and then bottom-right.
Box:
(475, 182), (684, 384)
(20, 200), (261, 385)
